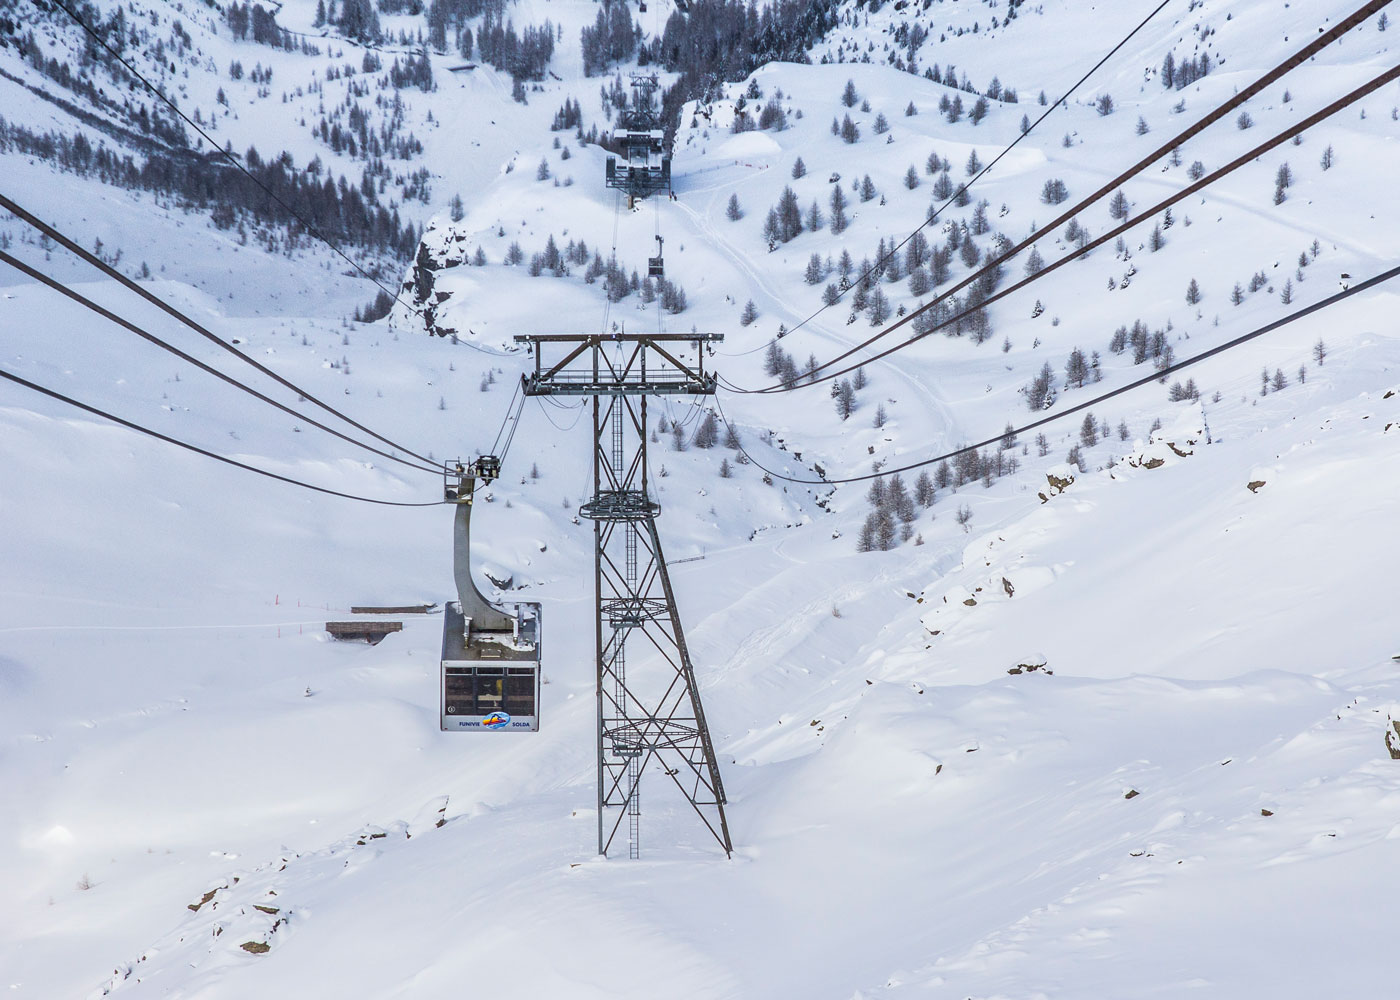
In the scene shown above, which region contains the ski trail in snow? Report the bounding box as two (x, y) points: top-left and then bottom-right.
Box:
(672, 196), (964, 462)
(1064, 159), (1383, 262)
(673, 196), (800, 332)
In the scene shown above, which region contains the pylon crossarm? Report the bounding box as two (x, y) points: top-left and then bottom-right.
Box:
(644, 340), (706, 385)
(535, 337), (593, 384)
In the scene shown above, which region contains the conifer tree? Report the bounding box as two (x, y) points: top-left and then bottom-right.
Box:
(1079, 412), (1098, 447)
(694, 412), (720, 448)
(914, 469), (935, 506)
(835, 379), (856, 419)
(829, 185), (849, 234)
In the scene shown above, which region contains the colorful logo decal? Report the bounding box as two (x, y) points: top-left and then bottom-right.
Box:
(482, 712), (512, 730)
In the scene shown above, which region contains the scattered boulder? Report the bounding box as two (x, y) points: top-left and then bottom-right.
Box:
(1038, 466), (1075, 502)
(188, 885), (225, 912)
(1008, 654), (1052, 676)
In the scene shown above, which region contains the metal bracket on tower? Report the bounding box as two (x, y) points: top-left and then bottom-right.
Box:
(444, 457), (512, 632)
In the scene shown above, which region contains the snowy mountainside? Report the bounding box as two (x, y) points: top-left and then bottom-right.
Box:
(3, 0), (1400, 997)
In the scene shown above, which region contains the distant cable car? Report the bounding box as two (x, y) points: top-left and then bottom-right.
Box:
(441, 458), (542, 732)
(648, 235), (665, 277)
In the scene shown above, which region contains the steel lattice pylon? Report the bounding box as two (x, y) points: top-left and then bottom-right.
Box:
(516, 334), (731, 858)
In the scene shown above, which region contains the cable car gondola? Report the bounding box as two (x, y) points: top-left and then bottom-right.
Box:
(440, 458), (542, 732)
(648, 235), (664, 277)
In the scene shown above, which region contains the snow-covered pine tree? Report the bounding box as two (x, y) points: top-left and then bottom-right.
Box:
(694, 412), (720, 448)
(1079, 413), (1098, 447)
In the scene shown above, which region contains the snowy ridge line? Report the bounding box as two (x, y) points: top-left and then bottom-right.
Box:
(0, 367), (447, 507)
(0, 61), (190, 158)
(0, 250), (442, 475)
(774, 0), (1174, 349)
(45, 0), (429, 322)
(732, 60), (1400, 396)
(0, 190), (439, 465)
(727, 0), (1396, 394)
(715, 260), (1400, 486)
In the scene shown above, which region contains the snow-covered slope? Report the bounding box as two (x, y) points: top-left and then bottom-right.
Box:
(3, 0), (1399, 996)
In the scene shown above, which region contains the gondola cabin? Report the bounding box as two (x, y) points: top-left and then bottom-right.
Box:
(441, 600), (541, 731)
(648, 235), (665, 277)
(440, 457), (543, 732)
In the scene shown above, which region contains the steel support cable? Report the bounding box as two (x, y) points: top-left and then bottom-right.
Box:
(44, 0), (440, 328)
(713, 0), (1175, 360)
(497, 387), (528, 465)
(502, 391), (526, 461)
(0, 250), (441, 475)
(728, 64), (1400, 397)
(724, 0), (1395, 393)
(0, 368), (447, 506)
(714, 262), (1400, 486)
(0, 191), (439, 465)
(535, 394), (587, 432)
(488, 378), (523, 456)
(601, 189), (624, 336)
(654, 194), (665, 338)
